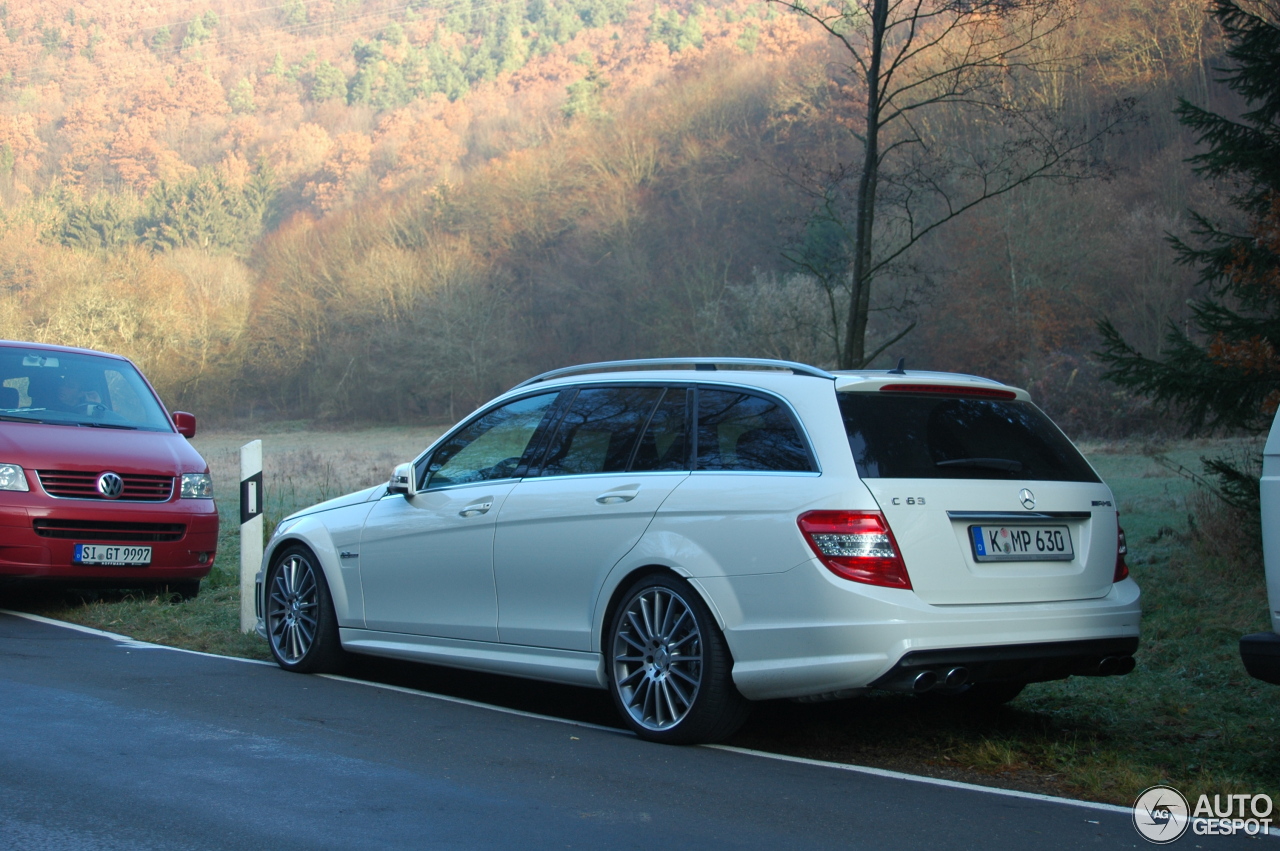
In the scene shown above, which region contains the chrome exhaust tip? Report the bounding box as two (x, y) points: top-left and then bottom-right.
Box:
(912, 670), (939, 693)
(1097, 656), (1120, 676)
(944, 666), (969, 688)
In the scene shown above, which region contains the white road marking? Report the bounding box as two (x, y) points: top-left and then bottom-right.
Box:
(0, 609), (275, 664)
(709, 744), (1132, 815)
(6, 607), (1277, 836)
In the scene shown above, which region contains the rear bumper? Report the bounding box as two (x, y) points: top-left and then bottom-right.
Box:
(1240, 632), (1280, 685)
(697, 562), (1141, 701)
(868, 637), (1139, 693)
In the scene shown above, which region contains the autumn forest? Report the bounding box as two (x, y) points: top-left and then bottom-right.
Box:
(0, 0), (1240, 432)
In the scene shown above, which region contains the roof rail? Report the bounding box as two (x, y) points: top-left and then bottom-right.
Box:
(512, 357), (836, 389)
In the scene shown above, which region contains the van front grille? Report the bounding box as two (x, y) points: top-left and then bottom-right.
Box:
(36, 470), (174, 501)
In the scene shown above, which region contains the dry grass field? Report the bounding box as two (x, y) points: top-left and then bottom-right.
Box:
(191, 425), (444, 526)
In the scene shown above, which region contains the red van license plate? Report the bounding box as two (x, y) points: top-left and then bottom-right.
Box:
(74, 544), (152, 566)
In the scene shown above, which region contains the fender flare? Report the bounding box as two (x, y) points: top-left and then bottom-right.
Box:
(591, 530), (739, 655)
(262, 520), (354, 625)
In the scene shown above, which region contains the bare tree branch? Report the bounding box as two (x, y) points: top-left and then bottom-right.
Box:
(769, 0), (1131, 367)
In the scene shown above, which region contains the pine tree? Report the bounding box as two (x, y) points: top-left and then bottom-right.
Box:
(311, 63), (349, 101)
(1097, 0), (1280, 511)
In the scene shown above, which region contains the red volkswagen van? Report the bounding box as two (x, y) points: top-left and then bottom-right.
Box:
(0, 341), (218, 598)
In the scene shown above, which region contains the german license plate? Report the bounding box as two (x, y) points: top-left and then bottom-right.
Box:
(74, 544), (152, 566)
(969, 525), (1073, 562)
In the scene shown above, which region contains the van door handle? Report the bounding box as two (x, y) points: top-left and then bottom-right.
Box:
(459, 501), (493, 517)
(596, 490), (638, 504)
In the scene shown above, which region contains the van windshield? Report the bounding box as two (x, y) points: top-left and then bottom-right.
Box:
(838, 391), (1099, 482)
(0, 347), (174, 432)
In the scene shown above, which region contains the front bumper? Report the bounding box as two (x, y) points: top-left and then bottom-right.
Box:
(1240, 632), (1280, 685)
(0, 500), (218, 581)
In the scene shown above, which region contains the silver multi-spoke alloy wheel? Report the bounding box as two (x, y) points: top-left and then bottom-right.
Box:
(612, 584), (704, 732)
(268, 551), (321, 665)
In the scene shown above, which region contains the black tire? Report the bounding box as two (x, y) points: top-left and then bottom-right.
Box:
(607, 573), (750, 744)
(142, 580), (200, 601)
(165, 580), (201, 600)
(265, 545), (345, 673)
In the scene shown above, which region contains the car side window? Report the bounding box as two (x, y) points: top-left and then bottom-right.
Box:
(695, 388), (814, 472)
(535, 386), (665, 477)
(629, 387), (689, 472)
(421, 393), (558, 489)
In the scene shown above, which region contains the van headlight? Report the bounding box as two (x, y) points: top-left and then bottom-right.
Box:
(0, 463), (28, 491)
(180, 473), (213, 499)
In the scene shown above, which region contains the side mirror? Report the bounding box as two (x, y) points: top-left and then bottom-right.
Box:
(388, 462), (416, 497)
(172, 411), (197, 438)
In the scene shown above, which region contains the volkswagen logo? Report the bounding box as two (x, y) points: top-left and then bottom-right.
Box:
(96, 472), (124, 499)
(1019, 488), (1036, 510)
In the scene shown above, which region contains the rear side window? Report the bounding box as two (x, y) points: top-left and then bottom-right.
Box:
(631, 388), (689, 472)
(838, 392), (1098, 482)
(537, 386), (665, 477)
(695, 388), (814, 472)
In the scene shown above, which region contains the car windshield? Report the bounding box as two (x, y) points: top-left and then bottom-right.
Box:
(838, 391), (1099, 482)
(0, 347), (174, 432)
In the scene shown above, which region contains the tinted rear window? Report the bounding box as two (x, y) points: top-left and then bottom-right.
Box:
(838, 392), (1098, 482)
(696, 388), (814, 472)
(536, 386), (665, 477)
(631, 388), (689, 472)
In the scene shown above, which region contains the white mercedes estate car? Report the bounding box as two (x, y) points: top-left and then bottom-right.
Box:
(256, 358), (1141, 743)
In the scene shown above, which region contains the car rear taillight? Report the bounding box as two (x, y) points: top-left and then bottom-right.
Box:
(1114, 522), (1129, 582)
(798, 511), (912, 589)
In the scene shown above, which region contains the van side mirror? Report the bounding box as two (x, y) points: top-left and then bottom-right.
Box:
(388, 462), (416, 497)
(172, 411), (197, 438)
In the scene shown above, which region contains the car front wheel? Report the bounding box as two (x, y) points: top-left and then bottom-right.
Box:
(607, 574), (749, 744)
(266, 546), (344, 673)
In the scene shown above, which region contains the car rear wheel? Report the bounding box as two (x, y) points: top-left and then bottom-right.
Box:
(607, 574), (749, 744)
(266, 546), (344, 673)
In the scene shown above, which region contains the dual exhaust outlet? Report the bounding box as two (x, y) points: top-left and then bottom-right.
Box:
(910, 655), (1135, 693)
(912, 667), (970, 693)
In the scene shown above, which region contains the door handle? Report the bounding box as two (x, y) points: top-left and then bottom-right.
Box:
(596, 490), (639, 504)
(459, 501), (493, 517)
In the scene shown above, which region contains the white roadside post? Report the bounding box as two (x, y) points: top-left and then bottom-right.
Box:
(239, 440), (264, 634)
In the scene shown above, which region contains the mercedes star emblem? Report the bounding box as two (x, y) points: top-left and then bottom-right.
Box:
(1019, 488), (1036, 510)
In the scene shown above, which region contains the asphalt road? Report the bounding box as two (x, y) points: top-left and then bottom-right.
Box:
(0, 611), (1265, 850)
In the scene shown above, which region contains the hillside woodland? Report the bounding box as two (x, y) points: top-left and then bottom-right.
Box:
(0, 0), (1242, 432)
